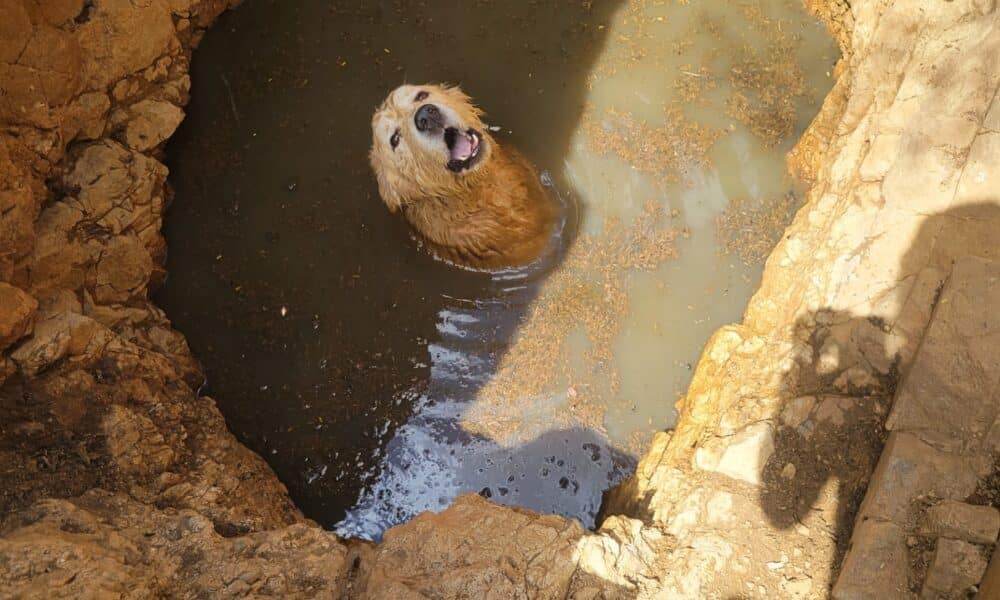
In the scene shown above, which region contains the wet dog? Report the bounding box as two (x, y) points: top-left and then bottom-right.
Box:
(370, 84), (556, 269)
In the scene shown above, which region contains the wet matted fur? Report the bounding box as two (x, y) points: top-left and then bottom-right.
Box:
(370, 84), (556, 269)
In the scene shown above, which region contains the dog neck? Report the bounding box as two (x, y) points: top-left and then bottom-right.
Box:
(400, 145), (556, 269)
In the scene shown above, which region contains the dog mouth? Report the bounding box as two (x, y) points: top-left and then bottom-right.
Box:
(444, 127), (484, 173)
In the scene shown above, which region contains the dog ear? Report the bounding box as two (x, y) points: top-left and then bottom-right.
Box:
(376, 171), (404, 213)
(370, 147), (404, 213)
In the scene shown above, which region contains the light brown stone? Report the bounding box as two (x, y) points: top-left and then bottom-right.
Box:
(887, 257), (1000, 453)
(856, 432), (982, 525)
(120, 99), (186, 151)
(364, 494), (627, 599)
(0, 491), (359, 599)
(0, 283), (37, 350)
(922, 538), (989, 599)
(978, 545), (1000, 599)
(832, 520), (909, 600)
(9, 312), (105, 377)
(694, 421), (775, 486)
(923, 500), (1000, 546)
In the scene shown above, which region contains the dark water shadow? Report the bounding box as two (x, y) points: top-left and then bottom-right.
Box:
(757, 201), (1000, 593)
(156, 0), (625, 530)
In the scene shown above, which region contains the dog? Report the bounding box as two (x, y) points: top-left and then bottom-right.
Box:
(369, 84), (557, 269)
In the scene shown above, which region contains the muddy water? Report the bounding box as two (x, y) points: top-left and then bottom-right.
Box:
(159, 0), (836, 539)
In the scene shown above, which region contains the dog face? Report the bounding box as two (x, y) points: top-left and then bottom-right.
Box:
(370, 84), (493, 212)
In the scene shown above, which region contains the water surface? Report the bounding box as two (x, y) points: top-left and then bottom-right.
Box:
(159, 0), (837, 540)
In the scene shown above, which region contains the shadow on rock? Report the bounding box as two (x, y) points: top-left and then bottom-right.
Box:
(759, 201), (1000, 589)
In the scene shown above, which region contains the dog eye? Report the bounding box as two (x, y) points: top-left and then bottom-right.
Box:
(390, 129), (401, 149)
(414, 90), (429, 102)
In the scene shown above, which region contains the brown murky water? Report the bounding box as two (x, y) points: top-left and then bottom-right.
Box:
(159, 0), (837, 540)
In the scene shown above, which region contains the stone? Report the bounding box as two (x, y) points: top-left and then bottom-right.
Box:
(120, 99), (186, 151)
(782, 576), (813, 599)
(715, 422), (775, 486)
(857, 432), (981, 524)
(887, 257), (1000, 453)
(102, 405), (177, 477)
(781, 396), (816, 429)
(832, 520), (909, 600)
(74, 0), (179, 91)
(0, 2), (32, 64)
(695, 422), (776, 486)
(9, 312), (105, 377)
(574, 515), (666, 592)
(978, 545), (1000, 599)
(922, 500), (1000, 545)
(921, 538), (989, 599)
(87, 235), (154, 303)
(0, 491), (358, 598)
(858, 133), (901, 181)
(364, 494), (626, 598)
(0, 283), (37, 350)
(973, 0), (996, 16)
(705, 491), (735, 525)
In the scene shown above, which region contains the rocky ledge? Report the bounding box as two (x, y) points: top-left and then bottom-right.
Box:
(1, 0), (998, 598)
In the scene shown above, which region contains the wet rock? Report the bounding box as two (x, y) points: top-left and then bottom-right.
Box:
(0, 283), (37, 350)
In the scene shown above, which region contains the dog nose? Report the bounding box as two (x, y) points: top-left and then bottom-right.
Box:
(415, 104), (443, 132)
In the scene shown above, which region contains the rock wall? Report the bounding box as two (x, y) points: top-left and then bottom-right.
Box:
(1, 0), (998, 598)
(0, 0), (366, 596)
(602, 0), (1000, 595)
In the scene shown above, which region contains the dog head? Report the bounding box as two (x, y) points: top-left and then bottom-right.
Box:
(370, 83), (494, 212)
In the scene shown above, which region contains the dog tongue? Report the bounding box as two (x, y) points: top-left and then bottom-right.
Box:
(449, 134), (474, 162)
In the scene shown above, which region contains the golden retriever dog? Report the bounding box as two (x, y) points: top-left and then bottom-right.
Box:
(370, 84), (557, 269)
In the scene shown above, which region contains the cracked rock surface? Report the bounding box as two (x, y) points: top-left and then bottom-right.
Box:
(2, 0), (999, 598)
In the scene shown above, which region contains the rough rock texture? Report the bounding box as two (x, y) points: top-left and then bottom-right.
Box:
(0, 0), (369, 595)
(0, 282), (36, 350)
(832, 257), (1000, 599)
(0, 490), (363, 598)
(604, 0), (1000, 596)
(0, 1), (638, 597)
(1, 0), (999, 597)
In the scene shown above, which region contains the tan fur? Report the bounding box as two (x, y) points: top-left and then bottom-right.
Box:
(370, 84), (556, 269)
